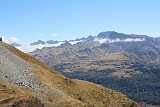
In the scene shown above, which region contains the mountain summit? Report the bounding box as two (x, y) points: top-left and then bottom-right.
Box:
(11, 31), (153, 53)
(0, 41), (141, 107)
(30, 31), (160, 106)
(97, 31), (146, 39)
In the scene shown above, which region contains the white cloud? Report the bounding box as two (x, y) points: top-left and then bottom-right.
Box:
(0, 35), (63, 53)
(38, 33), (44, 36)
(17, 40), (84, 53)
(69, 40), (84, 45)
(124, 38), (146, 42)
(17, 42), (64, 53)
(38, 33), (59, 37)
(2, 36), (21, 44)
(94, 38), (146, 44)
(50, 33), (59, 37)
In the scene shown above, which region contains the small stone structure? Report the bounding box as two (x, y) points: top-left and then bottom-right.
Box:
(0, 37), (2, 41)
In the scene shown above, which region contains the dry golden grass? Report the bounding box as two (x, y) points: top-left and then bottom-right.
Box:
(0, 81), (44, 107)
(0, 42), (143, 107)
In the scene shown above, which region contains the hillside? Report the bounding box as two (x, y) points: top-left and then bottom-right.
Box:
(0, 41), (142, 107)
(30, 31), (160, 106)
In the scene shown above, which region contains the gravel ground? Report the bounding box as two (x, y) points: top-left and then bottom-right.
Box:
(0, 44), (44, 89)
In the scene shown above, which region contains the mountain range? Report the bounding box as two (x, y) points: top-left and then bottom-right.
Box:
(27, 31), (160, 106)
(0, 39), (142, 106)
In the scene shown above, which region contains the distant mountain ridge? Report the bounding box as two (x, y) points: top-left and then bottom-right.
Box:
(10, 42), (22, 47)
(0, 40), (142, 107)
(29, 31), (160, 106)
(11, 31), (159, 53)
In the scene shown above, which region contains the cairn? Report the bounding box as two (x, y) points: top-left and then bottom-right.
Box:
(0, 37), (2, 41)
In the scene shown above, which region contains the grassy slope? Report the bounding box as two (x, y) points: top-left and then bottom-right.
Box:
(0, 81), (44, 107)
(0, 42), (142, 107)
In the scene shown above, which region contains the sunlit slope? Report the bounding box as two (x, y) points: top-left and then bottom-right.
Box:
(0, 42), (142, 107)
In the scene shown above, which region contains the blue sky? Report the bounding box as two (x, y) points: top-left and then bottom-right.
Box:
(0, 0), (160, 43)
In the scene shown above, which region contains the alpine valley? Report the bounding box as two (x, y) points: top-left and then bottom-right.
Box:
(0, 38), (143, 107)
(13, 31), (160, 106)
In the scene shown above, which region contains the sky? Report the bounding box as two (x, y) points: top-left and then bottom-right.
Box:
(0, 0), (160, 43)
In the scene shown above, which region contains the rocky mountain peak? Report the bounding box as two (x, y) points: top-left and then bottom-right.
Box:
(97, 31), (129, 39)
(60, 41), (73, 47)
(30, 40), (46, 45)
